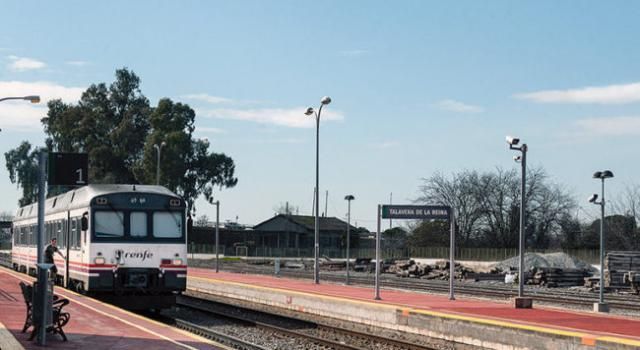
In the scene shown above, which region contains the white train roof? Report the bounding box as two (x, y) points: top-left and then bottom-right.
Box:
(14, 184), (180, 220)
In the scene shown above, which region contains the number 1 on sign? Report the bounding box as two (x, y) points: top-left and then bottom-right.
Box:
(76, 168), (86, 184)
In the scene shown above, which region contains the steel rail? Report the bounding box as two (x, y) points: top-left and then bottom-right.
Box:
(177, 295), (437, 350)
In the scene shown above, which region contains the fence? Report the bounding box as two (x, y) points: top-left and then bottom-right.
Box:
(186, 244), (601, 264)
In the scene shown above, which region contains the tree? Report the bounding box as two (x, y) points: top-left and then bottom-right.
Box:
(6, 68), (238, 209)
(409, 220), (449, 247)
(195, 215), (211, 227)
(133, 98), (237, 211)
(5, 141), (39, 206)
(416, 167), (576, 249)
(273, 202), (299, 215)
(382, 227), (409, 251)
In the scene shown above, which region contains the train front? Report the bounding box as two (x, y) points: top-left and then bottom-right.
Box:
(87, 190), (187, 309)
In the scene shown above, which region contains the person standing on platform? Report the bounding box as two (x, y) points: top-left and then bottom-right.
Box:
(45, 237), (65, 279)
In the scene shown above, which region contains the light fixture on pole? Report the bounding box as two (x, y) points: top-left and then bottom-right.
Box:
(590, 170), (613, 313)
(304, 96), (332, 284)
(0, 95), (40, 103)
(153, 141), (166, 185)
(344, 195), (355, 285)
(506, 135), (532, 309)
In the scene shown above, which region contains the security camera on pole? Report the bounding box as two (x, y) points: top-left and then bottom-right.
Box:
(304, 96), (332, 284)
(590, 170), (614, 313)
(506, 135), (533, 309)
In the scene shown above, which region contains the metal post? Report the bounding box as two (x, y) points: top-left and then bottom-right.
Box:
(518, 144), (527, 298)
(599, 179), (605, 304)
(389, 192), (392, 229)
(449, 209), (455, 301)
(375, 204), (381, 300)
(156, 146), (160, 185)
(215, 200), (220, 273)
(37, 150), (46, 264)
(37, 149), (47, 345)
(346, 198), (351, 285)
(314, 112), (320, 284)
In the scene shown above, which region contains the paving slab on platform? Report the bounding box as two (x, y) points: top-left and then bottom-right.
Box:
(188, 268), (640, 350)
(0, 267), (223, 350)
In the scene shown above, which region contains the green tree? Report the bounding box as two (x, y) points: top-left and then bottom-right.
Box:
(134, 98), (237, 211)
(5, 141), (39, 206)
(42, 68), (151, 183)
(409, 220), (450, 247)
(6, 68), (237, 209)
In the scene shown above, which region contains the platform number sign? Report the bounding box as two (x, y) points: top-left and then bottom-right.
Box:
(48, 152), (89, 186)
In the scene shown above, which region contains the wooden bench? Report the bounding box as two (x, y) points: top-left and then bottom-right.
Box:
(19, 282), (70, 341)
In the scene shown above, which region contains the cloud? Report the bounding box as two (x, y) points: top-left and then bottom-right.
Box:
(0, 81), (84, 104)
(182, 94), (234, 104)
(436, 99), (483, 113)
(7, 55), (46, 71)
(575, 116), (640, 136)
(65, 60), (89, 67)
(0, 81), (85, 131)
(0, 103), (46, 131)
(339, 49), (369, 57)
(199, 107), (344, 128)
(515, 82), (640, 104)
(195, 126), (226, 134)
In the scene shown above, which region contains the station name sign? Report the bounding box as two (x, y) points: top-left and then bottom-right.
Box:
(381, 205), (451, 220)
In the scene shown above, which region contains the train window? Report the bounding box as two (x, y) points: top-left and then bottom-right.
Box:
(95, 211), (124, 237)
(153, 212), (183, 238)
(76, 218), (81, 247)
(71, 219), (78, 248)
(130, 212), (147, 237)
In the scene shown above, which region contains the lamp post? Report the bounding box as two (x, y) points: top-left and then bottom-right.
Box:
(153, 141), (166, 185)
(304, 96), (332, 284)
(344, 195), (355, 285)
(214, 200), (220, 273)
(506, 135), (532, 309)
(0, 95), (40, 103)
(589, 170), (614, 313)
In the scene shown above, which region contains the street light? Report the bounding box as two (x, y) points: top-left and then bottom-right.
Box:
(153, 141), (166, 185)
(0, 95), (40, 103)
(214, 200), (220, 273)
(344, 195), (355, 285)
(304, 96), (332, 284)
(590, 170), (614, 313)
(506, 135), (532, 308)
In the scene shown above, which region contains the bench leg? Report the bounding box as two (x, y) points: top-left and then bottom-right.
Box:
(28, 325), (37, 341)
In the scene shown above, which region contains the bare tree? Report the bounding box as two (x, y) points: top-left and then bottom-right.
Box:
(416, 167), (576, 248)
(611, 183), (640, 226)
(273, 202), (298, 216)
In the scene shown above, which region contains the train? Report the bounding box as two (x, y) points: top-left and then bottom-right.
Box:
(11, 184), (188, 309)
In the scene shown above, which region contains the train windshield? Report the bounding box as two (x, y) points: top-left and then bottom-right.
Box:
(95, 211), (125, 237)
(153, 212), (182, 238)
(92, 209), (184, 242)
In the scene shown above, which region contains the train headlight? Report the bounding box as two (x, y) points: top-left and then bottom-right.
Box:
(172, 258), (183, 266)
(94, 257), (106, 265)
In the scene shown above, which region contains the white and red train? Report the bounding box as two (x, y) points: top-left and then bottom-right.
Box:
(11, 184), (188, 309)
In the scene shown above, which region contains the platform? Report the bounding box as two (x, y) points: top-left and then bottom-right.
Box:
(0, 267), (223, 350)
(188, 268), (640, 350)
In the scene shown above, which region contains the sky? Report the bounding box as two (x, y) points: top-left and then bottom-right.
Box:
(1, 1), (640, 231)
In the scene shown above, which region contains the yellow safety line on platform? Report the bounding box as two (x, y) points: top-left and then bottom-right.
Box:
(0, 320), (25, 350)
(190, 274), (640, 347)
(0, 267), (225, 350)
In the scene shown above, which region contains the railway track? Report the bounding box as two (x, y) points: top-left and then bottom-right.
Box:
(216, 263), (640, 312)
(175, 294), (439, 350)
